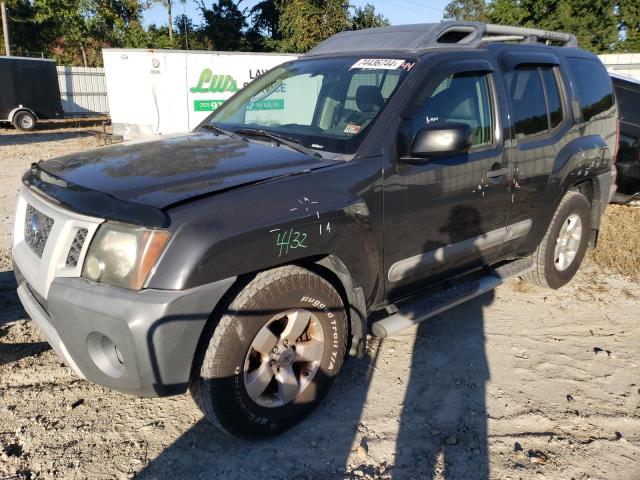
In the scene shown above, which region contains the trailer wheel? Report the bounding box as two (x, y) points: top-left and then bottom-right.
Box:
(13, 111), (37, 131)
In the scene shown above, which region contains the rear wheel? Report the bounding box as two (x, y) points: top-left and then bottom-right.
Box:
(524, 190), (591, 289)
(13, 110), (37, 131)
(190, 265), (348, 439)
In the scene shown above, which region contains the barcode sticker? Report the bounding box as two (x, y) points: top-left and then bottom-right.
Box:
(350, 59), (406, 70)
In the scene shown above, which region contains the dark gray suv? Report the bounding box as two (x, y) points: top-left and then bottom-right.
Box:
(13, 22), (616, 439)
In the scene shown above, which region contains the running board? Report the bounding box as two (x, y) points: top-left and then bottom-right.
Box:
(371, 257), (534, 338)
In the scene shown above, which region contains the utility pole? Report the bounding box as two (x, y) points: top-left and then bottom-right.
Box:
(1, 2), (10, 56)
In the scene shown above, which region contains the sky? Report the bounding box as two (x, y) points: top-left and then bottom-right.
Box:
(142, 0), (450, 30)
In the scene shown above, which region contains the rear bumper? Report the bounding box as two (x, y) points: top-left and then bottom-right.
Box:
(15, 268), (235, 397)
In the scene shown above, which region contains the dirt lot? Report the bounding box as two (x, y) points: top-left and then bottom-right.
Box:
(1, 126), (639, 480)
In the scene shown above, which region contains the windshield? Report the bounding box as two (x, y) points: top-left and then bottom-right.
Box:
(202, 56), (417, 155)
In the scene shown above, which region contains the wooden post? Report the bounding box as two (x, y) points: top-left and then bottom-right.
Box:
(1, 2), (10, 56)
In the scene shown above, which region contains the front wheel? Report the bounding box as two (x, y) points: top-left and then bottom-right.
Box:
(190, 265), (348, 439)
(524, 190), (591, 289)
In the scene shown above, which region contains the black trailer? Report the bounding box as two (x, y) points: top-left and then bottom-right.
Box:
(0, 56), (63, 131)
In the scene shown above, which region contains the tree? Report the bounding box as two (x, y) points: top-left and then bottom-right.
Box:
(173, 13), (192, 48)
(0, 0), (47, 56)
(486, 0), (526, 26)
(198, 0), (246, 51)
(158, 0), (186, 42)
(618, 0), (640, 52)
(279, 0), (349, 52)
(350, 3), (390, 30)
(443, 0), (488, 22)
(249, 0), (281, 38)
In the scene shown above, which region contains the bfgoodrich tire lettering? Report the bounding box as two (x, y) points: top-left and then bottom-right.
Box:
(525, 190), (591, 289)
(190, 265), (348, 439)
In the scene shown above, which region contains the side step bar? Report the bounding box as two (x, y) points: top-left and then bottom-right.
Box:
(371, 257), (534, 338)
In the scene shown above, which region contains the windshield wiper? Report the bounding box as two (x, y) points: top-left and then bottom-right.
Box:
(234, 128), (323, 159)
(201, 123), (246, 141)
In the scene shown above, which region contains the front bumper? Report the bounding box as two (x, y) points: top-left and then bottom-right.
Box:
(15, 268), (235, 397)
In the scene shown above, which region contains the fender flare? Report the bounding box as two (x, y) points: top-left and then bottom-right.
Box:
(8, 107), (39, 123)
(313, 255), (368, 358)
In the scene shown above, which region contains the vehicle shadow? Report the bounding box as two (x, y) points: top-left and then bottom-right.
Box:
(134, 294), (492, 479)
(0, 130), (97, 147)
(0, 270), (50, 366)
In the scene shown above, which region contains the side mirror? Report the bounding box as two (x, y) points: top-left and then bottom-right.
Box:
(407, 122), (472, 160)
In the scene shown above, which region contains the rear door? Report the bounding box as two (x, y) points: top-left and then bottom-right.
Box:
(499, 59), (568, 257)
(383, 54), (512, 299)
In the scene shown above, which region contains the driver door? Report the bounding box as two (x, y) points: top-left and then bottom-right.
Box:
(383, 57), (512, 299)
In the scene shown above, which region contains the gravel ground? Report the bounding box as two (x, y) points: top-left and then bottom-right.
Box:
(0, 127), (639, 480)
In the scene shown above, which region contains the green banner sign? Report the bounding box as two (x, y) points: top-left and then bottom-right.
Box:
(194, 99), (226, 112)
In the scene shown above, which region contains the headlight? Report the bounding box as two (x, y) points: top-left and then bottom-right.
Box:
(82, 222), (170, 290)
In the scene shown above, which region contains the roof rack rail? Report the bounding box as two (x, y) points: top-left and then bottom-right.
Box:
(440, 23), (578, 47)
(306, 22), (578, 57)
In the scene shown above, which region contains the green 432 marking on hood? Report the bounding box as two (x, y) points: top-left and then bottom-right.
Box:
(190, 69), (239, 93)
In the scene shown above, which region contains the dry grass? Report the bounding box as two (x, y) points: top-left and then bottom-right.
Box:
(589, 204), (640, 282)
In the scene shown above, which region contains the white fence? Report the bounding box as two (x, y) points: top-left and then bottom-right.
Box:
(56, 66), (109, 116)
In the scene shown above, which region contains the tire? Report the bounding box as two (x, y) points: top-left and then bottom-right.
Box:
(13, 111), (37, 131)
(524, 190), (591, 289)
(190, 265), (348, 439)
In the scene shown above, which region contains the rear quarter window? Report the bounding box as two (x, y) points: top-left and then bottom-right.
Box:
(567, 57), (614, 121)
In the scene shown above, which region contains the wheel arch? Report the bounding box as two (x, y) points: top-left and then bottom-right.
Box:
(188, 254), (368, 383)
(300, 254), (368, 358)
(8, 107), (39, 123)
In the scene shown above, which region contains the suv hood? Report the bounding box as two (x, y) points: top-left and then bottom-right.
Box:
(36, 133), (339, 209)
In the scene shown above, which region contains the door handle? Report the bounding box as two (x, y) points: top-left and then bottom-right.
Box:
(486, 167), (509, 179)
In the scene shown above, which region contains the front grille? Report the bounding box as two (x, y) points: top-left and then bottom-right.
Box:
(24, 205), (55, 257)
(65, 228), (88, 268)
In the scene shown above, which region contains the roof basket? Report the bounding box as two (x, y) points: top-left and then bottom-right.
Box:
(436, 22), (577, 47)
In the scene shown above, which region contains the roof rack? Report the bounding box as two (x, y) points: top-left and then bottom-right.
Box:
(306, 22), (578, 57)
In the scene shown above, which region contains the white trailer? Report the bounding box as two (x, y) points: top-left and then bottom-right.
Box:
(102, 49), (298, 139)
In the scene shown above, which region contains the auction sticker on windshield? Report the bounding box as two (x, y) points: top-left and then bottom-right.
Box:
(350, 59), (406, 70)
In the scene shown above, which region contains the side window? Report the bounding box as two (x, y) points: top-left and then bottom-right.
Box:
(567, 57), (614, 122)
(410, 71), (494, 148)
(505, 67), (549, 138)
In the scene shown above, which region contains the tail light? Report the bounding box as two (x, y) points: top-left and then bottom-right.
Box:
(613, 118), (620, 163)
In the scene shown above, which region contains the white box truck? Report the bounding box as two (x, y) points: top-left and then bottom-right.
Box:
(102, 49), (298, 139)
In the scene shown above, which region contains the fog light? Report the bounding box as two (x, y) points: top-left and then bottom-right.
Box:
(87, 332), (125, 378)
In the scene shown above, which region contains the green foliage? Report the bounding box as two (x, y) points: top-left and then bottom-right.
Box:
(198, 0), (247, 51)
(279, 0), (350, 53)
(0, 0), (47, 56)
(619, 0), (640, 52)
(3, 0), (638, 65)
(351, 3), (391, 30)
(443, 0), (488, 22)
(443, 0), (636, 52)
(485, 0), (526, 25)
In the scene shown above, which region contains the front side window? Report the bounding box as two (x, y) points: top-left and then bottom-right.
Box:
(205, 56), (416, 155)
(408, 71), (494, 148)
